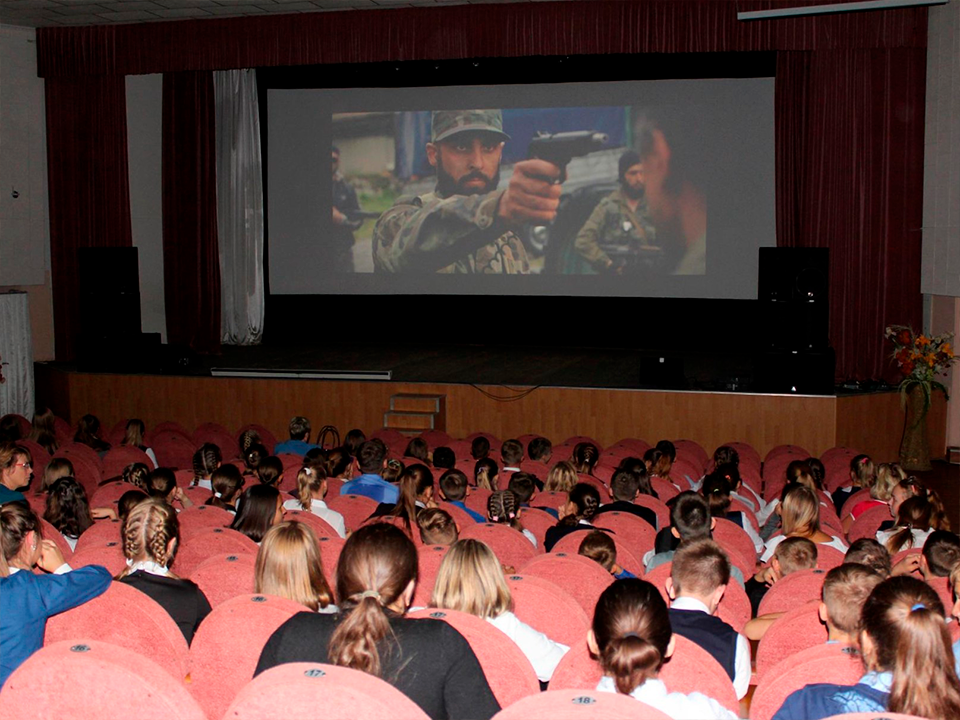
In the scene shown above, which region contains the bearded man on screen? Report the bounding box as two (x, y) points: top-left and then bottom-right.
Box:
(373, 109), (563, 273)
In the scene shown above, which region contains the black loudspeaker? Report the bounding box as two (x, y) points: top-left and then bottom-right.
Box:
(78, 247), (144, 370)
(754, 348), (836, 395)
(759, 248), (829, 351)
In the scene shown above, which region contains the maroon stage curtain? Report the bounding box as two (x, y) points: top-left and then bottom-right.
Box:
(776, 49), (926, 382)
(45, 76), (132, 362)
(162, 71), (221, 354)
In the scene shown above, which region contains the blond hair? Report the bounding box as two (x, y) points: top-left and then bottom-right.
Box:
(296, 465), (326, 512)
(873, 463), (906, 502)
(544, 460), (578, 494)
(117, 498), (180, 578)
(431, 538), (512, 619)
(781, 485), (821, 538)
(256, 521), (333, 612)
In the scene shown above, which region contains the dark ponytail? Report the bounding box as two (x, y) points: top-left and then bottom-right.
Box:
(192, 443), (222, 484)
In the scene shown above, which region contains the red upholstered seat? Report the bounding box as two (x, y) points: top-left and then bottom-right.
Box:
(413, 543), (450, 608)
(550, 530), (643, 577)
(174, 526), (259, 576)
(520, 507), (558, 548)
(177, 504), (235, 542)
(419, 429), (452, 449)
(589, 510), (657, 559)
(460, 522), (539, 570)
(757, 568), (827, 616)
(764, 444), (810, 465)
(820, 446), (862, 465)
(53, 450), (102, 501)
(847, 504), (893, 543)
(673, 438), (708, 475)
(284, 508), (341, 538)
(69, 539), (127, 576)
(839, 487), (873, 520)
(464, 487), (493, 517)
(102, 446), (152, 479)
(491, 688), (672, 720)
(721, 441), (761, 473)
(44, 581), (190, 681)
(147, 421), (192, 444)
(547, 634), (601, 691)
(90, 481), (135, 509)
(505, 573), (589, 648)
(192, 423), (236, 456)
(712, 517), (758, 577)
(75, 518), (123, 551)
(225, 662), (431, 720)
(55, 441), (104, 473)
(439, 500), (481, 529)
(316, 534), (346, 591)
(750, 643), (863, 720)
(576, 474), (610, 499)
(520, 552), (614, 617)
(926, 574), (954, 613)
(608, 437), (651, 456)
(816, 544), (847, 571)
(755, 600), (827, 682)
(190, 552), (257, 607)
(327, 493), (380, 533)
(632, 493), (671, 530)
(659, 635), (740, 713)
(37, 516), (73, 561)
(151, 431), (197, 470)
(651, 477), (681, 502)
(188, 594), (307, 720)
(407, 607), (539, 708)
(0, 639), (205, 720)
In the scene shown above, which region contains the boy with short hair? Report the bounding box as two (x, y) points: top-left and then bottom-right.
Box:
(667, 539), (751, 700)
(578, 529), (635, 579)
(417, 507), (459, 546)
(438, 469), (485, 523)
(820, 563), (883, 644)
(745, 536), (818, 616)
(920, 530), (960, 580)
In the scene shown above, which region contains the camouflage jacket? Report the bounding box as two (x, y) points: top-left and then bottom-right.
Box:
(573, 188), (657, 270)
(372, 189), (530, 274)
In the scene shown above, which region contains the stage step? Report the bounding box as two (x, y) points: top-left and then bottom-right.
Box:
(384, 394), (446, 435)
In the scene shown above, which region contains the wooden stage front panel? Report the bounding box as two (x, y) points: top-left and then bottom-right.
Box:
(36, 366), (947, 463)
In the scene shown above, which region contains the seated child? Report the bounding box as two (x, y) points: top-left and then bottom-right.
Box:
(831, 454), (875, 517)
(507, 472), (554, 518)
(578, 530), (635, 579)
(595, 469), (657, 529)
(487, 490), (537, 548)
(666, 539), (751, 699)
(283, 465), (347, 538)
(432, 447), (456, 471)
(417, 508), (459, 546)
(438, 469), (485, 523)
(921, 530), (960, 582)
(544, 483), (601, 552)
(744, 536), (818, 618)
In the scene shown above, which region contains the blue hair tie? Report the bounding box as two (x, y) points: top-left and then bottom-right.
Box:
(911, 603), (926, 612)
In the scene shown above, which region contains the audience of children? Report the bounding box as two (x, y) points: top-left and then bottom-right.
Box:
(831, 453), (875, 517)
(701, 467), (763, 553)
(877, 491), (948, 552)
(760, 484), (848, 562)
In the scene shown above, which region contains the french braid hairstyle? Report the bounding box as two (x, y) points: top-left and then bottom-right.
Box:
(486, 490), (526, 534)
(192, 443), (222, 484)
(116, 498), (181, 578)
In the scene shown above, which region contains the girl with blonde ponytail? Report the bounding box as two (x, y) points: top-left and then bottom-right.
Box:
(255, 523), (499, 720)
(116, 498), (211, 644)
(281, 465), (346, 538)
(590, 578), (737, 719)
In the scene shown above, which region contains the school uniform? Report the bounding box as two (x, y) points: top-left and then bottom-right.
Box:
(487, 610), (568, 682)
(773, 670), (891, 720)
(596, 675), (737, 719)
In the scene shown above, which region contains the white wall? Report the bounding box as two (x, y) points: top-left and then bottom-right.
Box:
(0, 24), (54, 360)
(126, 74), (166, 342)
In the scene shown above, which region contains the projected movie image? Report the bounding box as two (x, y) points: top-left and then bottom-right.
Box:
(331, 105), (705, 276)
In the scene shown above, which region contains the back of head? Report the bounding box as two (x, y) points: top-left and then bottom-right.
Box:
(417, 508), (458, 546)
(806, 457), (826, 488)
(670, 491), (711, 542)
(774, 536), (818, 575)
(844, 538), (892, 578)
(432, 446), (455, 470)
(192, 443), (222, 480)
(592, 578), (672, 694)
(382, 458), (405, 484)
(701, 474), (733, 516)
(579, 530), (617, 572)
(873, 462), (906, 502)
(256, 521), (333, 611)
(39, 457), (75, 494)
(850, 454), (876, 488)
(146, 468), (177, 499)
(28, 408), (58, 453)
(119, 498), (180, 574)
(670, 538), (730, 598)
(329, 523), (418, 676)
(0, 415), (21, 443)
(500, 439), (523, 467)
(655, 440), (676, 462)
(487, 489), (521, 528)
(567, 482), (601, 522)
(207, 464), (244, 508)
(74, 414), (104, 448)
(239, 429), (261, 455)
(474, 458), (499, 491)
(439, 469), (469, 502)
(358, 440), (387, 474)
(296, 465), (326, 511)
(713, 445), (739, 468)
(615, 457), (654, 496)
(256, 455), (284, 487)
(324, 448), (353, 479)
(121, 419), (146, 448)
(118, 489), (148, 522)
(610, 469), (641, 503)
(230, 484), (280, 543)
(786, 459), (814, 486)
(431, 538), (511, 619)
(288, 416), (311, 442)
(572, 442), (599, 474)
(122, 462), (150, 490)
(922, 530), (960, 577)
(507, 472), (536, 504)
(343, 429), (366, 458)
(1, 501), (41, 576)
(544, 460), (578, 494)
(44, 477), (94, 538)
(780, 484), (821, 537)
(470, 436), (490, 461)
(527, 437), (552, 463)
(860, 576), (960, 719)
(403, 437), (429, 462)
(821, 563), (883, 635)
(887, 495), (936, 553)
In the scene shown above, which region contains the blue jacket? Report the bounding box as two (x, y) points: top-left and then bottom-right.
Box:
(340, 474), (399, 505)
(773, 673), (891, 720)
(273, 439), (319, 457)
(0, 565), (112, 687)
(448, 500), (485, 524)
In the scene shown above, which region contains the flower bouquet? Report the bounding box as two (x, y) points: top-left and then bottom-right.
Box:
(885, 325), (957, 415)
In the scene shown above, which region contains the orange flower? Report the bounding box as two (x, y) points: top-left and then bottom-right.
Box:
(916, 335), (931, 348)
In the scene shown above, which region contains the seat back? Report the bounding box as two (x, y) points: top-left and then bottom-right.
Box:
(520, 552), (614, 616)
(672, 438), (708, 473)
(190, 552), (258, 607)
(749, 643), (864, 720)
(659, 634), (739, 713)
(492, 688), (672, 720)
(505, 573), (589, 647)
(590, 511), (656, 559)
(712, 517), (758, 577)
(550, 530), (643, 577)
(757, 568), (827, 616)
(460, 522), (539, 570)
(419, 429), (452, 449)
(90, 481), (135, 509)
(839, 487), (873, 520)
(848, 504), (893, 543)
(102, 446), (152, 480)
(650, 477), (681, 502)
(816, 544), (847, 571)
(547, 635), (602, 691)
(632, 494), (671, 530)
(53, 450), (102, 500)
(192, 424), (236, 458)
(464, 487), (493, 517)
(37, 516), (73, 561)
(764, 444), (810, 465)
(0, 639), (205, 720)
(174, 527), (259, 576)
(69, 539), (127, 576)
(151, 431), (198, 470)
(721, 441), (761, 473)
(755, 600), (827, 681)
(225, 662), (430, 720)
(413, 543), (450, 608)
(44, 581), (190, 681)
(55, 441), (104, 472)
(284, 508), (340, 539)
(75, 517), (123, 552)
(439, 500), (480, 529)
(327, 494), (380, 533)
(520, 507), (558, 548)
(177, 504), (235, 541)
(408, 608), (540, 708)
(188, 593), (307, 719)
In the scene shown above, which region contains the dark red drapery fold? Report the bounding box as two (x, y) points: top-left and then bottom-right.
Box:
(45, 76), (132, 362)
(161, 71), (221, 354)
(776, 49), (926, 381)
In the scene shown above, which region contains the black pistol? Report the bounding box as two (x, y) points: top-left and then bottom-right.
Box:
(527, 130), (609, 183)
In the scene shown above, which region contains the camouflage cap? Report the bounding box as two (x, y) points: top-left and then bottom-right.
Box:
(431, 109), (511, 143)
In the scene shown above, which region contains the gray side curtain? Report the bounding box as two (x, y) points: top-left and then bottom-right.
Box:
(214, 69), (264, 345)
(0, 292), (35, 418)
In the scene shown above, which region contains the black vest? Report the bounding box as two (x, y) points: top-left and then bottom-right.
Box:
(668, 608), (738, 681)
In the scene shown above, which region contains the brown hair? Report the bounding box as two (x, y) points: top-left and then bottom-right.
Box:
(774, 536), (818, 575)
(192, 443), (222, 482)
(1, 501), (41, 577)
(845, 538), (893, 578)
(670, 538), (730, 597)
(500, 439), (524, 467)
(571, 442), (600, 475)
(28, 407), (59, 454)
(44, 477), (94, 540)
(118, 489), (148, 521)
(328, 523), (418, 676)
(592, 578), (672, 694)
(781, 484), (821, 538)
(922, 531), (960, 578)
(206, 464), (244, 509)
(403, 437), (430, 462)
(579, 530), (618, 573)
(389, 464), (433, 535)
(382, 458), (404, 483)
(861, 576), (960, 719)
(559, 483), (601, 527)
(122, 462), (150, 490)
(256, 521), (333, 611)
(37, 457), (74, 495)
(74, 414), (110, 452)
(296, 464), (326, 512)
(256, 456), (284, 487)
(0, 442), (31, 478)
(487, 489), (525, 534)
(116, 498), (181, 578)
(821, 563), (882, 634)
(417, 507), (458, 546)
(121, 419), (146, 448)
(544, 460), (578, 494)
(849, 454), (876, 488)
(886, 495), (940, 553)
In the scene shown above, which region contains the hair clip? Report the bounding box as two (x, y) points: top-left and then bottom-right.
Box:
(491, 515), (500, 522)
(358, 590), (382, 602)
(507, 512), (516, 519)
(214, 491), (222, 499)
(304, 467), (313, 475)
(623, 632), (641, 640)
(910, 603), (926, 612)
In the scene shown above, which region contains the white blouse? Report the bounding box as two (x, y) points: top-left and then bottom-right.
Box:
(487, 610), (568, 682)
(596, 675), (737, 719)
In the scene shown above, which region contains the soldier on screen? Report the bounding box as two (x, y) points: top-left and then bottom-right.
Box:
(372, 109), (563, 274)
(331, 144), (363, 272)
(574, 149), (660, 274)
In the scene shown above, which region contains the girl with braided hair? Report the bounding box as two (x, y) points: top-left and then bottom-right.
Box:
(190, 443), (222, 490)
(591, 578), (736, 718)
(116, 498), (211, 644)
(255, 522), (499, 720)
(544, 482), (603, 552)
(486, 489), (537, 547)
